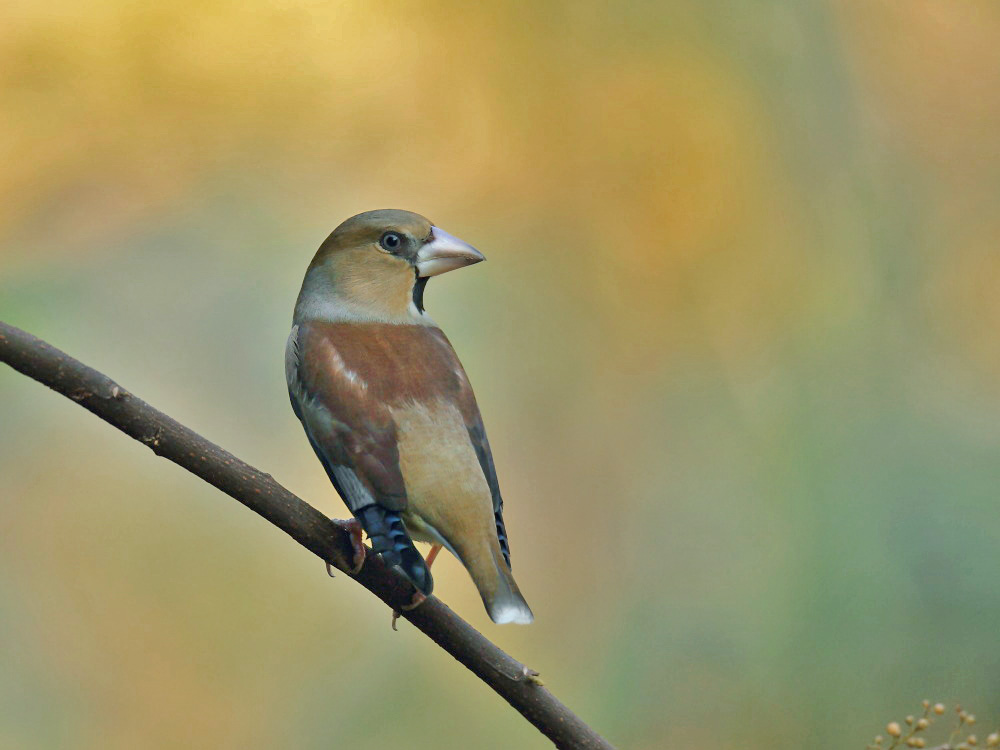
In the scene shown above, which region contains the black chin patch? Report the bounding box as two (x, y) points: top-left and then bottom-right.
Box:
(412, 274), (429, 313)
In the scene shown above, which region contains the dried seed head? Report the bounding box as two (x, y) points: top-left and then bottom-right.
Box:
(934, 704), (946, 715)
(887, 723), (903, 738)
(985, 733), (999, 747)
(906, 738), (925, 748)
(916, 718), (930, 730)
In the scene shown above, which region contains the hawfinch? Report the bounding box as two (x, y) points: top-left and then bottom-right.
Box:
(286, 210), (533, 625)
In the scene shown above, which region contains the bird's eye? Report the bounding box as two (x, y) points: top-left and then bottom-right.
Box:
(379, 232), (403, 252)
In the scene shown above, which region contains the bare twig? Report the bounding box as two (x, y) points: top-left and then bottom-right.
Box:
(0, 320), (616, 750)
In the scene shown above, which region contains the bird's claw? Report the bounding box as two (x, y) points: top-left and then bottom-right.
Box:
(391, 591), (427, 630)
(401, 591), (427, 611)
(325, 518), (366, 577)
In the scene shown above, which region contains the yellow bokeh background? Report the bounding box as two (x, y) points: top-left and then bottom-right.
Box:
(3, 1), (1000, 748)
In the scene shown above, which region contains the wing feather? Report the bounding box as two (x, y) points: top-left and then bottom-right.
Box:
(287, 324), (407, 512)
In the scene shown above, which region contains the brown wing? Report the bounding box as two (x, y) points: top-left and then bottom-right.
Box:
(287, 323), (407, 512)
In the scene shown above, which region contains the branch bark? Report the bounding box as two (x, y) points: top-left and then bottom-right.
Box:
(0, 320), (615, 750)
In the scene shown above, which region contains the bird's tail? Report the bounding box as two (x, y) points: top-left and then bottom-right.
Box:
(484, 568), (534, 625)
(460, 541), (533, 625)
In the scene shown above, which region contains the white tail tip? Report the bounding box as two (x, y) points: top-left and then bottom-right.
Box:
(489, 600), (534, 625)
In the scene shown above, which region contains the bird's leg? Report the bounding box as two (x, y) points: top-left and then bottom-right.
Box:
(390, 544), (440, 629)
(325, 518), (366, 576)
(425, 543), (443, 569)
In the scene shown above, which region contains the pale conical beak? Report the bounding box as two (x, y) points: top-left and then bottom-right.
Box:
(416, 226), (486, 277)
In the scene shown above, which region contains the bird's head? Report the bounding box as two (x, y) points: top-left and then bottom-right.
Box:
(295, 209), (485, 324)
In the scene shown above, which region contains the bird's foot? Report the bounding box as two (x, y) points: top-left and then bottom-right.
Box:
(325, 518), (366, 576)
(390, 591), (428, 631)
(401, 591), (427, 611)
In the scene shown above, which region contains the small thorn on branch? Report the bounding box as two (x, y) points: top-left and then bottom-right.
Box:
(520, 666), (544, 686)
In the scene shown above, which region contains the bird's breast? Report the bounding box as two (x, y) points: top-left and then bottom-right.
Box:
(390, 398), (492, 531)
(390, 399), (485, 492)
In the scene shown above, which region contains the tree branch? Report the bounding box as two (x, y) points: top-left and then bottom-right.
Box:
(0, 320), (615, 750)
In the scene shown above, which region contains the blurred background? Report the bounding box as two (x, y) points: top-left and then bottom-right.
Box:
(2, 1), (1000, 748)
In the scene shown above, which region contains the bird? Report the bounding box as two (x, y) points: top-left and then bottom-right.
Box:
(285, 209), (533, 625)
